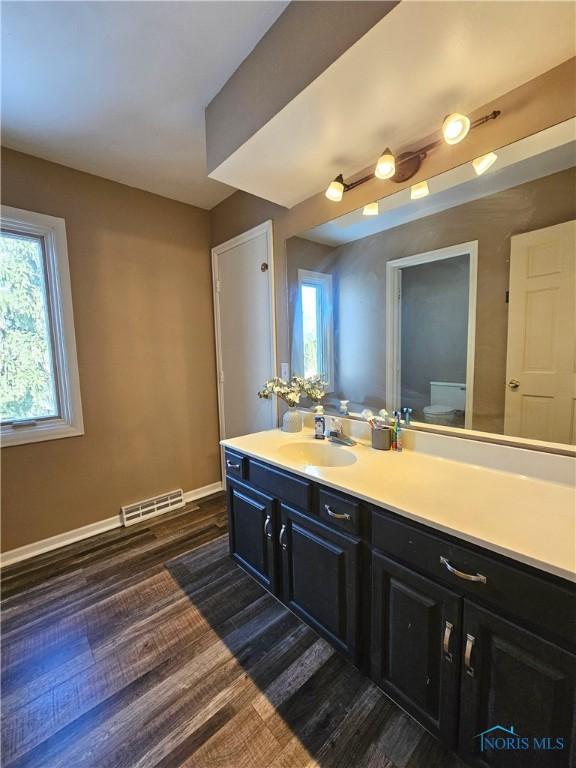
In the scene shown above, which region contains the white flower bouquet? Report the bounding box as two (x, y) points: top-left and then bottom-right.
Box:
(291, 375), (328, 404)
(257, 375), (327, 407)
(257, 377), (302, 407)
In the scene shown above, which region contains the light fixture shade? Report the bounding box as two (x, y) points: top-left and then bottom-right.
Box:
(375, 148), (396, 180)
(325, 174), (345, 202)
(472, 152), (498, 176)
(410, 181), (429, 200)
(363, 202), (379, 216)
(442, 113), (471, 145)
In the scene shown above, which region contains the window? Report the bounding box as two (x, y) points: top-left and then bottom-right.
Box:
(297, 269), (334, 389)
(1, 206), (83, 446)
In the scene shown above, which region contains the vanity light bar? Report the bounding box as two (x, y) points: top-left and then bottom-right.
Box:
(325, 109), (501, 202)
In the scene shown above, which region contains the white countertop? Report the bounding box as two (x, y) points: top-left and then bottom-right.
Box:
(221, 428), (576, 583)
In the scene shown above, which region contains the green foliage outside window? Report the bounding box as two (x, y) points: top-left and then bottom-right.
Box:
(0, 232), (58, 422)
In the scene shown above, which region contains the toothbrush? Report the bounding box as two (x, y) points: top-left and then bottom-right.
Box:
(394, 410), (403, 451)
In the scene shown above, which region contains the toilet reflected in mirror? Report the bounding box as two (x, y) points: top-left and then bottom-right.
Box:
(423, 382), (466, 427)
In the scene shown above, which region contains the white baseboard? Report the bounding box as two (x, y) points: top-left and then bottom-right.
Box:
(183, 481), (223, 503)
(0, 515), (121, 568)
(0, 481), (224, 568)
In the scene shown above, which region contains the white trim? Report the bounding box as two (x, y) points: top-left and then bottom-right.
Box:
(0, 481), (224, 568)
(385, 241), (478, 429)
(182, 481), (223, 503)
(1, 206), (84, 446)
(0, 515), (120, 568)
(211, 221), (277, 481)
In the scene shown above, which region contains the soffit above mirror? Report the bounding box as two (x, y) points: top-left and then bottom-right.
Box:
(207, 1), (575, 207)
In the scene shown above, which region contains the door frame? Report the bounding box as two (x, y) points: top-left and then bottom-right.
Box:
(385, 241), (478, 429)
(211, 220), (277, 466)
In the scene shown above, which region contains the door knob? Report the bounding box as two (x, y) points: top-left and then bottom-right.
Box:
(508, 379), (520, 389)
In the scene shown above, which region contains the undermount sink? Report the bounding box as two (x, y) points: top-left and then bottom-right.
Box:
(278, 441), (357, 468)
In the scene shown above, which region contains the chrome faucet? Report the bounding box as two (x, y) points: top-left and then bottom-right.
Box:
(326, 417), (356, 446)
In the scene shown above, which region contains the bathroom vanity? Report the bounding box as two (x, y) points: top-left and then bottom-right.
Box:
(221, 428), (576, 768)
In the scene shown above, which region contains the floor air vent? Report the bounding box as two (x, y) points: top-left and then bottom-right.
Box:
(121, 489), (184, 526)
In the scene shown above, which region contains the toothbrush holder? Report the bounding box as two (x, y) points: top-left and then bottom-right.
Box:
(371, 427), (392, 451)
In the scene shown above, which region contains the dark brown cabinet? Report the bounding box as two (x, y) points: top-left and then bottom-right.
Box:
(371, 551), (462, 746)
(279, 504), (360, 662)
(458, 602), (576, 768)
(227, 481), (278, 594)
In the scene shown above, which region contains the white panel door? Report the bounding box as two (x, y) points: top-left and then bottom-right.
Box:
(212, 221), (276, 445)
(504, 220), (576, 443)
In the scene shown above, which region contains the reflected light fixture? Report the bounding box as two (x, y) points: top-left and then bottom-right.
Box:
(472, 152), (498, 176)
(374, 148), (396, 180)
(410, 181), (430, 200)
(325, 174), (345, 202)
(363, 202), (379, 216)
(442, 113), (471, 145)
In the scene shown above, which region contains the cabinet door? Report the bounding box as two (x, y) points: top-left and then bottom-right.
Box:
(371, 551), (462, 747)
(280, 504), (360, 662)
(227, 482), (278, 594)
(459, 602), (576, 768)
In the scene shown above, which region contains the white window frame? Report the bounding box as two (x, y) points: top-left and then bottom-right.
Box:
(297, 269), (335, 390)
(1, 206), (84, 446)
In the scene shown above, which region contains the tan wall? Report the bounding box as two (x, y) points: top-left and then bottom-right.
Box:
(1, 149), (220, 552)
(211, 58), (576, 398)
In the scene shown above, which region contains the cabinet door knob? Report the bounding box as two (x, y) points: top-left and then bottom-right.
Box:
(443, 620), (454, 663)
(264, 515), (272, 540)
(464, 633), (476, 677)
(440, 556), (487, 584)
(226, 460), (240, 470)
(325, 504), (351, 521)
(279, 524), (287, 551)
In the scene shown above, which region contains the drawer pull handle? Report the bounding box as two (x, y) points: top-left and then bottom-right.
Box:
(325, 504), (351, 521)
(443, 620), (454, 663)
(264, 515), (272, 540)
(226, 460), (241, 470)
(279, 524), (288, 551)
(464, 633), (476, 677)
(440, 556), (487, 584)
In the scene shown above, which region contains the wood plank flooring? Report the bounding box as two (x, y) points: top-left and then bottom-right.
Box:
(1, 494), (466, 768)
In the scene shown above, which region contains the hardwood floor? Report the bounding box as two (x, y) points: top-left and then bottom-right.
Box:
(1, 494), (466, 768)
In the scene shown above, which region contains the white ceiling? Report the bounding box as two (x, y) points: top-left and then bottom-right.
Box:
(209, 1), (576, 207)
(1, 1), (288, 209)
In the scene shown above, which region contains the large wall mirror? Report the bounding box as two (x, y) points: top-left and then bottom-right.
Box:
(287, 119), (576, 449)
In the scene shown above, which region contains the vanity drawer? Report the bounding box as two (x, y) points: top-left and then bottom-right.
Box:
(371, 508), (576, 648)
(317, 488), (360, 535)
(248, 460), (312, 511)
(224, 450), (246, 480)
